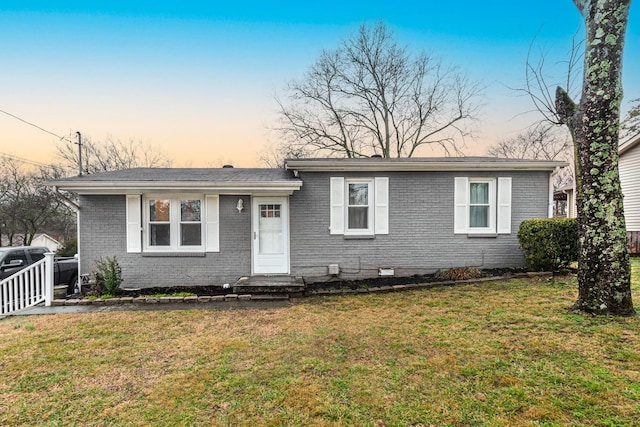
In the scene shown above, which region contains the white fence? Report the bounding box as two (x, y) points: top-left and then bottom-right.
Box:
(0, 253), (54, 316)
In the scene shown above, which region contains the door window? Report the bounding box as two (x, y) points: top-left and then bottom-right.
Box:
(259, 204), (283, 254)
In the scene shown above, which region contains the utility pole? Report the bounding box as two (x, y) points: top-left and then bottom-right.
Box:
(76, 131), (82, 176)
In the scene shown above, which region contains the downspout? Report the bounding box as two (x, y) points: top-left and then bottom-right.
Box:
(53, 186), (82, 276)
(548, 169), (556, 218)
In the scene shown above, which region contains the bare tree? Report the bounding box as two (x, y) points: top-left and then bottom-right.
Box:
(487, 124), (574, 191)
(553, 0), (634, 316)
(259, 140), (313, 168)
(487, 124), (572, 161)
(274, 22), (483, 159)
(0, 157), (68, 246)
(622, 98), (639, 137)
(56, 136), (172, 176)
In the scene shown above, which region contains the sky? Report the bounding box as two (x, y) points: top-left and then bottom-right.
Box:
(1, 1), (639, 168)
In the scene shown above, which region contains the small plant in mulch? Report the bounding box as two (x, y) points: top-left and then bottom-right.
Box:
(435, 267), (483, 281)
(139, 292), (197, 298)
(87, 256), (123, 298)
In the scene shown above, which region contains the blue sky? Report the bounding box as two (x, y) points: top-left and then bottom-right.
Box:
(1, 1), (638, 167)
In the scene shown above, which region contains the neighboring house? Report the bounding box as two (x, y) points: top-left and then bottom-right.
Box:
(1, 233), (62, 251)
(30, 234), (64, 253)
(49, 157), (562, 288)
(553, 184), (576, 218)
(551, 132), (639, 255)
(620, 133), (640, 255)
(552, 165), (576, 218)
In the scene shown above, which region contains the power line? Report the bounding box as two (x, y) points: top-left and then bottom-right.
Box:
(0, 152), (57, 169)
(0, 108), (75, 143)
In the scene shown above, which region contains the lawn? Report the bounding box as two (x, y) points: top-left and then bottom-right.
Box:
(1, 261), (639, 427)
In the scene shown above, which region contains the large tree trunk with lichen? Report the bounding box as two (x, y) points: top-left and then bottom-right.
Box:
(556, 0), (634, 315)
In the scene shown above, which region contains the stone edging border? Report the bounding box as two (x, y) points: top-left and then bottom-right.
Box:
(52, 294), (287, 306)
(52, 272), (554, 306)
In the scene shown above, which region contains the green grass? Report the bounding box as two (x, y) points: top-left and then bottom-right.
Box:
(1, 260), (639, 426)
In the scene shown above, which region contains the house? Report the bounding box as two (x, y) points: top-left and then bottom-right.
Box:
(556, 133), (640, 255)
(620, 132), (640, 255)
(552, 166), (576, 218)
(1, 233), (63, 252)
(30, 233), (64, 253)
(49, 157), (563, 289)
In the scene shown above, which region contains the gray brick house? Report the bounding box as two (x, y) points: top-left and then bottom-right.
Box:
(51, 157), (563, 288)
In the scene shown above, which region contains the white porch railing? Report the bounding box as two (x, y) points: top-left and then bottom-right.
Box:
(0, 252), (54, 316)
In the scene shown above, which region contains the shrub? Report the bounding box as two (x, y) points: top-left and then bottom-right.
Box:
(91, 256), (123, 297)
(435, 267), (483, 281)
(518, 218), (578, 271)
(56, 239), (77, 257)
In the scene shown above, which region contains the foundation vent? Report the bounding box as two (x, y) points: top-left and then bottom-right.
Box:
(328, 264), (340, 276)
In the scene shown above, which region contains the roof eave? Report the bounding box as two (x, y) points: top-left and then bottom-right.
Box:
(285, 159), (566, 172)
(50, 180), (303, 195)
(619, 133), (640, 156)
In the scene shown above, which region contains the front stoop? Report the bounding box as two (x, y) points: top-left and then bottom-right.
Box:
(233, 275), (305, 295)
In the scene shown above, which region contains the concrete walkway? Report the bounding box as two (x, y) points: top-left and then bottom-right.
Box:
(6, 297), (290, 317)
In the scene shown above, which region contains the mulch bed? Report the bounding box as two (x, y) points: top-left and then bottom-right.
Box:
(305, 268), (528, 292)
(111, 268), (529, 297)
(114, 286), (229, 298)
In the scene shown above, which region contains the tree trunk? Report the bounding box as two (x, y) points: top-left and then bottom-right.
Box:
(559, 0), (634, 315)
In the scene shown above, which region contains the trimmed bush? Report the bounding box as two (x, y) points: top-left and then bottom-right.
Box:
(518, 218), (578, 271)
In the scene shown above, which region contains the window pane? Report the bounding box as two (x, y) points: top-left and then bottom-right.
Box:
(259, 204), (283, 254)
(348, 183), (368, 206)
(150, 224), (171, 246)
(6, 251), (28, 264)
(28, 249), (46, 261)
(181, 224), (202, 246)
(260, 204), (281, 218)
(470, 206), (489, 228)
(181, 200), (201, 222)
(150, 200), (170, 221)
(470, 183), (489, 204)
(348, 206), (368, 229)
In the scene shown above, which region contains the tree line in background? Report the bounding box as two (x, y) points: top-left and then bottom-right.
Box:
(0, 137), (171, 248)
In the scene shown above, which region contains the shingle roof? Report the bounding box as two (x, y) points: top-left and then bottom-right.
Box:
(48, 168), (302, 195)
(52, 167), (296, 183)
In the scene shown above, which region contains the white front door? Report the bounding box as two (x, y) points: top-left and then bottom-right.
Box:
(252, 197), (289, 274)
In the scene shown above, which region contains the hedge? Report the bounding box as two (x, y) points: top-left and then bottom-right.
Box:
(517, 218), (578, 271)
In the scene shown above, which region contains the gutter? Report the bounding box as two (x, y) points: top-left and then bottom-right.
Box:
(285, 159), (567, 172)
(48, 180), (303, 195)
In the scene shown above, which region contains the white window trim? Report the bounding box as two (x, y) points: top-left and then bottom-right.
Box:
(345, 179), (374, 236)
(143, 194), (205, 252)
(454, 177), (512, 235)
(330, 177), (389, 236)
(468, 178), (496, 234)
